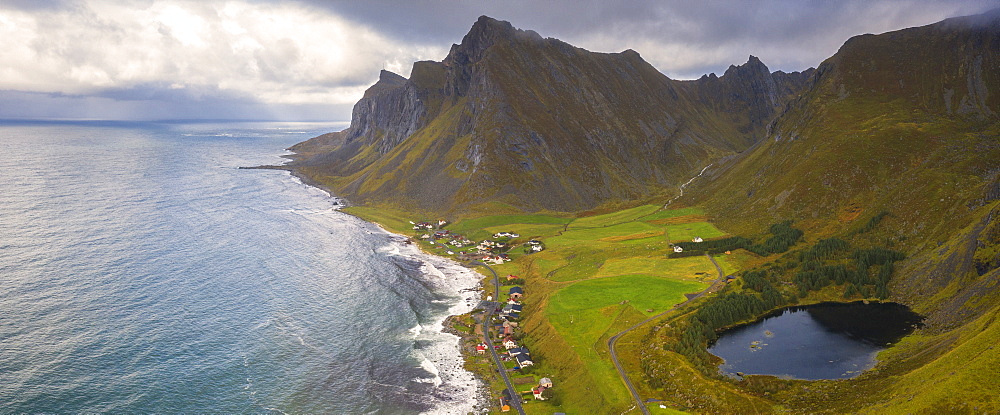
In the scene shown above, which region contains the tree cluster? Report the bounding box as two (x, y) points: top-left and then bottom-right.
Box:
(745, 221), (804, 256)
(851, 211), (891, 235)
(671, 236), (752, 258)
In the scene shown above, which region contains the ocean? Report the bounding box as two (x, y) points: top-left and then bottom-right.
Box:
(0, 121), (482, 413)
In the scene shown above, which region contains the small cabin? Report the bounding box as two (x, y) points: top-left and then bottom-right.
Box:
(509, 286), (524, 301)
(532, 386), (546, 400)
(539, 377), (553, 388)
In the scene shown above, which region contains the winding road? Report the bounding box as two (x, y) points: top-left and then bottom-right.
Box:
(607, 253), (727, 414)
(472, 261), (527, 415)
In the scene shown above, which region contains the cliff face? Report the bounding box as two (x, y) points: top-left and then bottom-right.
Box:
(348, 70), (425, 155)
(290, 16), (810, 213)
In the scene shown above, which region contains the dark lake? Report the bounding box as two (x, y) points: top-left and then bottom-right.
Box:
(708, 302), (923, 380)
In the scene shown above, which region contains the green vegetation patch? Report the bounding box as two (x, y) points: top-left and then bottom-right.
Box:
(452, 213), (571, 231)
(711, 254), (739, 277)
(482, 223), (566, 239)
(594, 256), (718, 281)
(569, 204), (661, 229)
(664, 222), (726, 242)
(549, 274), (707, 316)
(641, 207), (705, 222)
(547, 305), (641, 410)
(548, 221), (661, 249)
(544, 247), (609, 282)
(341, 206), (414, 234)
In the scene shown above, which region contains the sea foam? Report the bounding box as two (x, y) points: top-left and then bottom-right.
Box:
(374, 224), (484, 415)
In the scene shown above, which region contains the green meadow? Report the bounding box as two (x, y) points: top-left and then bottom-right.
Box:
(496, 205), (735, 413)
(549, 274), (707, 316)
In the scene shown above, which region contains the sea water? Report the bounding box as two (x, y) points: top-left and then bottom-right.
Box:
(0, 121), (481, 413)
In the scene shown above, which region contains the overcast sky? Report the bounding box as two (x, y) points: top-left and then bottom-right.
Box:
(0, 0), (994, 121)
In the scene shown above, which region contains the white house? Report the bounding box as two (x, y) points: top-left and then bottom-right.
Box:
(532, 386), (546, 400)
(502, 337), (517, 349)
(673, 246), (684, 253)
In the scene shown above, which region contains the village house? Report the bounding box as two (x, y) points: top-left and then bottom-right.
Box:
(525, 240), (544, 252)
(501, 303), (522, 319)
(693, 236), (704, 243)
(493, 231), (520, 238)
(673, 245), (684, 253)
(502, 336), (517, 349)
(476, 343), (487, 355)
(448, 236), (473, 247)
(412, 221), (434, 231)
(485, 255), (509, 265)
(514, 350), (533, 367)
(539, 377), (553, 388)
(532, 386), (547, 400)
(509, 286), (523, 301)
(500, 319), (518, 335)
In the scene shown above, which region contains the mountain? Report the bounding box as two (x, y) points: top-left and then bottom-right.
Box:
(685, 8), (1000, 325)
(287, 10), (1000, 413)
(662, 9), (1000, 413)
(287, 16), (812, 214)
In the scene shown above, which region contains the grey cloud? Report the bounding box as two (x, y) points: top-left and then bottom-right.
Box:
(294, 0), (997, 78)
(0, 89), (351, 121)
(2, 0), (997, 121)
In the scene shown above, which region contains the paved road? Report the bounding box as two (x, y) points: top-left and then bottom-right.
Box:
(472, 261), (526, 415)
(607, 253), (727, 414)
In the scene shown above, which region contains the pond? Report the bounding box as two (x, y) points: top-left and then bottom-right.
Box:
(708, 302), (923, 380)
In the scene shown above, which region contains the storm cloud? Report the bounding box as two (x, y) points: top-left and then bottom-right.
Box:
(0, 0), (994, 121)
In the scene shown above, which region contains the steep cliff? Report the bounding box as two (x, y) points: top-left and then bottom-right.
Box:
(289, 16), (811, 214)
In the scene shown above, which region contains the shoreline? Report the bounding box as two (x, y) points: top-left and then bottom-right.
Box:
(363, 213), (495, 415)
(271, 164), (494, 414)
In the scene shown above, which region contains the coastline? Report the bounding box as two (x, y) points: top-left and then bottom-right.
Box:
(277, 167), (493, 414)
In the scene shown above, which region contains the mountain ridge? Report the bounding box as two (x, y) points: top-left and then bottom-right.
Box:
(288, 15), (812, 214)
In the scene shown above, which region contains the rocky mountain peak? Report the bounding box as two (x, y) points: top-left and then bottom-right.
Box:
(362, 70), (407, 99)
(724, 55), (770, 78)
(443, 16), (543, 67)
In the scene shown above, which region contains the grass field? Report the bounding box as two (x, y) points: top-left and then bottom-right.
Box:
(549, 274), (707, 316)
(593, 256), (718, 281)
(568, 204), (661, 228)
(663, 222), (726, 242)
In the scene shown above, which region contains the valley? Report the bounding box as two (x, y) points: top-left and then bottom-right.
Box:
(286, 9), (1000, 414)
